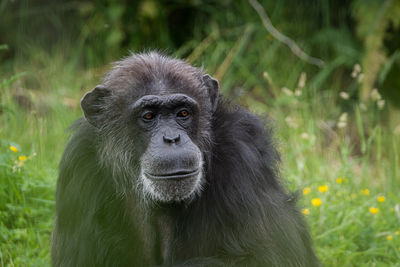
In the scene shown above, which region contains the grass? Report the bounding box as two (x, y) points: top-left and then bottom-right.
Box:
(0, 43), (399, 266)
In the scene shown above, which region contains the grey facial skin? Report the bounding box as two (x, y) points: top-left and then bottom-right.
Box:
(136, 94), (205, 202)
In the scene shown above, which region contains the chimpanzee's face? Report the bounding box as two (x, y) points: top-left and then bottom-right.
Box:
(80, 54), (219, 202)
(132, 93), (204, 202)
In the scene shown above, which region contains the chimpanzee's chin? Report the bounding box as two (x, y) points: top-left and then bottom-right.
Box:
(142, 171), (203, 202)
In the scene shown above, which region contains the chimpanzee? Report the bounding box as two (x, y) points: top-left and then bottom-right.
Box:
(51, 52), (319, 267)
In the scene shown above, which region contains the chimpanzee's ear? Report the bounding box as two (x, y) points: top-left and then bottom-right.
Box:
(80, 85), (111, 128)
(202, 74), (219, 113)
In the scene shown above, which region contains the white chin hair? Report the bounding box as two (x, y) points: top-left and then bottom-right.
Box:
(141, 170), (203, 202)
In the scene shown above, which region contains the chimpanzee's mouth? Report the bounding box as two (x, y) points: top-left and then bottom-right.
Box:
(145, 169), (200, 180)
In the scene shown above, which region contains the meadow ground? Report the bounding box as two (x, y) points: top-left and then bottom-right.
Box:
(0, 49), (399, 266)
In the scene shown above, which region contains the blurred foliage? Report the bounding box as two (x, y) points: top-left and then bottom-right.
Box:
(353, 0), (400, 101)
(0, 0), (399, 105)
(0, 0), (400, 266)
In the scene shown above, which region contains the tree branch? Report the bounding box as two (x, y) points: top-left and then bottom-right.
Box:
(248, 0), (325, 68)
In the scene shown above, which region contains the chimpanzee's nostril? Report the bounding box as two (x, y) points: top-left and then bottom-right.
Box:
(163, 134), (180, 143)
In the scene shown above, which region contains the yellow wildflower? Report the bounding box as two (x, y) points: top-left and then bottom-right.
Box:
(377, 196), (385, 203)
(318, 185), (328, 193)
(386, 235), (393, 241)
(395, 231), (399, 236)
(311, 198), (322, 207)
(303, 187), (311, 195)
(361, 189), (370, 196)
(369, 207), (379, 214)
(10, 146), (18, 153)
(302, 208), (310, 216)
(18, 155), (27, 161)
(336, 178), (343, 184)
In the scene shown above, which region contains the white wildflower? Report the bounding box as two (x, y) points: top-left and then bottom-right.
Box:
(300, 132), (309, 139)
(282, 87), (293, 96)
(340, 91), (349, 100)
(337, 112), (348, 128)
(377, 100), (385, 110)
(298, 72), (307, 88)
(351, 64), (361, 78)
(370, 88), (382, 101)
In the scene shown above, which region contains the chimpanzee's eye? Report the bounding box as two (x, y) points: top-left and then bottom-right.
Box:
(142, 112), (155, 121)
(177, 109), (190, 118)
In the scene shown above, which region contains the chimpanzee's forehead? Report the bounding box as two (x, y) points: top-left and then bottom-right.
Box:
(104, 53), (204, 92)
(117, 70), (207, 103)
(102, 53), (210, 106)
(144, 74), (202, 95)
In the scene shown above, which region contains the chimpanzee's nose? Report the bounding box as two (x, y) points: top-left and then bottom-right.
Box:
(163, 134), (180, 144)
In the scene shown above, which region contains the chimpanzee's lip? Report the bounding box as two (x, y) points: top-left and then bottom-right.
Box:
(145, 169), (200, 180)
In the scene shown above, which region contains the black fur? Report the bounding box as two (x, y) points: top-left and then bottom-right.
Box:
(52, 52), (319, 267)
